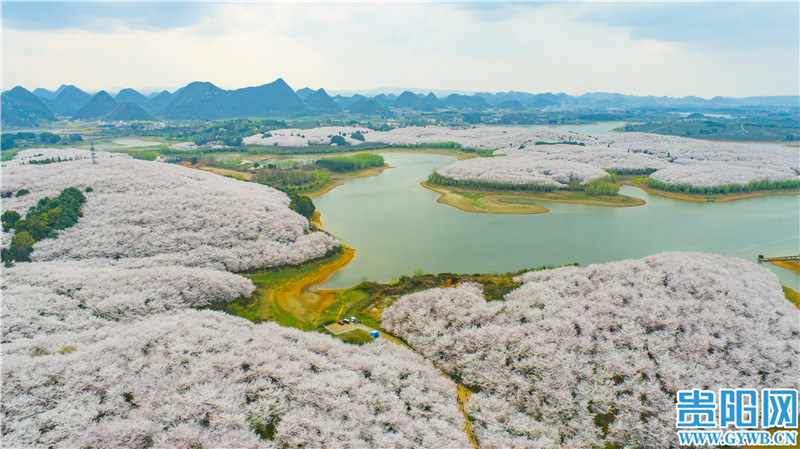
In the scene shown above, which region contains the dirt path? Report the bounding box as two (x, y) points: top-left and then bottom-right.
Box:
(456, 385), (480, 448)
(197, 166), (254, 180)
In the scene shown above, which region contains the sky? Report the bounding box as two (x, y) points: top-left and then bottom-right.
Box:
(2, 1), (798, 98)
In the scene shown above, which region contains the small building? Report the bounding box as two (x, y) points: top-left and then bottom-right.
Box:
(370, 331), (380, 339)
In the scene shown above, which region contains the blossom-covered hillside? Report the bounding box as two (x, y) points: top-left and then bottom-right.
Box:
(3, 310), (469, 448)
(0, 147), (131, 167)
(1, 158), (338, 270)
(242, 126), (372, 147)
(2, 260), (255, 342)
(435, 156), (609, 187)
(2, 157), (469, 448)
(382, 253), (800, 448)
(243, 126), (800, 188)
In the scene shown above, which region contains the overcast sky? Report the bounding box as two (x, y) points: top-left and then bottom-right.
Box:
(2, 1), (798, 98)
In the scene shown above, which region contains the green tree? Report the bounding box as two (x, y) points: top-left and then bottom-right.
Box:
(289, 194), (315, 219)
(39, 132), (60, 144)
(8, 231), (35, 262)
(1, 210), (20, 231)
(1, 134), (17, 150)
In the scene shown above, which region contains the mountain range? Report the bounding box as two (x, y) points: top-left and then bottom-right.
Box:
(2, 78), (798, 128)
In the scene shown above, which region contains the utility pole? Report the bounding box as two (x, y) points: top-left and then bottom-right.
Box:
(90, 140), (97, 165)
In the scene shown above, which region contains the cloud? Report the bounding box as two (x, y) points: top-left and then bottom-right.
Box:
(573, 2), (799, 49)
(1, 1), (217, 32)
(1, 2), (797, 97)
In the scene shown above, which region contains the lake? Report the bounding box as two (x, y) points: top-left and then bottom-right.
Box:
(314, 151), (800, 290)
(94, 138), (164, 149)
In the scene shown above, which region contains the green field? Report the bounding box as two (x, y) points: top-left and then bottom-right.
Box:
(618, 117), (799, 142)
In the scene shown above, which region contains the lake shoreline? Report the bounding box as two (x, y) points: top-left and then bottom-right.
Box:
(770, 260), (800, 273)
(621, 181), (800, 203)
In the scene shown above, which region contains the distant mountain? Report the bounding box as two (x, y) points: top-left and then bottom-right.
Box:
(115, 88), (150, 107)
(295, 87), (315, 100)
(422, 92), (444, 110)
(504, 90), (538, 105)
(105, 102), (153, 121)
(160, 78), (309, 119)
(334, 94), (367, 109)
(1, 86), (56, 127)
(527, 93), (563, 109)
(371, 94), (394, 108)
(346, 98), (386, 115)
(442, 94), (491, 110)
(49, 85), (91, 117)
(16, 79), (800, 119)
(735, 96), (799, 107)
(33, 88), (57, 101)
(72, 91), (119, 120)
(145, 90), (173, 114)
(473, 92), (495, 104)
(303, 88), (341, 113)
(393, 91), (425, 110)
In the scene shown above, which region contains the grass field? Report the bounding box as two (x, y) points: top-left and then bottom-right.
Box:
(204, 246), (354, 330)
(618, 118), (799, 143)
(768, 260), (800, 273)
(421, 180), (643, 214)
(782, 285), (800, 309)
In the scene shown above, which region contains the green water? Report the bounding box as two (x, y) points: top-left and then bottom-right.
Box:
(313, 152), (800, 290)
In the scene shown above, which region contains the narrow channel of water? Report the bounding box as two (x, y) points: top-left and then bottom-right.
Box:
(313, 152), (799, 290)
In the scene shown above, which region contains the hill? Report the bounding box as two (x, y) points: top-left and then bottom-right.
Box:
(334, 94), (367, 109)
(526, 92), (563, 108)
(496, 99), (524, 110)
(0, 160), (471, 447)
(49, 85), (91, 117)
(303, 88), (342, 113)
(383, 252), (799, 448)
(346, 98), (387, 115)
(295, 87), (315, 100)
(393, 90), (425, 109)
(1, 86), (56, 127)
(442, 94), (491, 110)
(160, 78), (309, 120)
(144, 90), (173, 114)
(105, 101), (153, 121)
(72, 91), (119, 120)
(421, 92), (444, 110)
(32, 88), (57, 101)
(114, 88), (150, 107)
(371, 93), (394, 107)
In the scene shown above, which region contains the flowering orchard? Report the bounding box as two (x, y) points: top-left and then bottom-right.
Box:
(382, 253), (800, 448)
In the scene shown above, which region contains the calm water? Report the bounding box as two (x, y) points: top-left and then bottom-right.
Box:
(314, 152), (800, 290)
(95, 138), (163, 149)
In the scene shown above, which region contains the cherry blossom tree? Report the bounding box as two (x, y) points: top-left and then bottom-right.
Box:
(382, 252), (800, 448)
